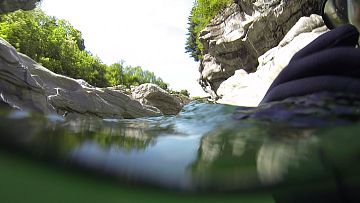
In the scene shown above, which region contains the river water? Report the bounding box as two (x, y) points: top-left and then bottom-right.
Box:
(0, 92), (360, 201)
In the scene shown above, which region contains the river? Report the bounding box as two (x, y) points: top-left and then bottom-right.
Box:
(0, 92), (360, 202)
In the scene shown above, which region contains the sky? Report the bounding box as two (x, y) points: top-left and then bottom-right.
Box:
(40, 0), (208, 97)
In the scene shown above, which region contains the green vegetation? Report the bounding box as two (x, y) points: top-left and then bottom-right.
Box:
(185, 0), (233, 61)
(106, 62), (168, 90)
(0, 9), (169, 90)
(169, 89), (190, 97)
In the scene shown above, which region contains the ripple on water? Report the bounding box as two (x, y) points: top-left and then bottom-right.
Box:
(0, 94), (360, 199)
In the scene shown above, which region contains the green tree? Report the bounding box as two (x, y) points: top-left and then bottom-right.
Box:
(0, 9), (169, 90)
(122, 65), (169, 90)
(105, 62), (168, 90)
(0, 9), (108, 87)
(185, 0), (233, 61)
(180, 89), (190, 97)
(105, 62), (124, 86)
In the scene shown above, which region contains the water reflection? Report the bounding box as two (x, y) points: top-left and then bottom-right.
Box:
(190, 121), (360, 202)
(0, 100), (360, 200)
(256, 129), (318, 185)
(0, 111), (158, 156)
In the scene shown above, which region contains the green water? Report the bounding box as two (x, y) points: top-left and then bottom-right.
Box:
(1, 93), (360, 202)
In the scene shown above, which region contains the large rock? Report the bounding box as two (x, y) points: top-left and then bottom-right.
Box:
(20, 53), (162, 118)
(199, 0), (323, 98)
(0, 0), (40, 14)
(0, 39), (52, 113)
(0, 37), (164, 118)
(132, 84), (185, 115)
(217, 15), (328, 106)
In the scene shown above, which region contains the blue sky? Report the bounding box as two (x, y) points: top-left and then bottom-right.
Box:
(40, 0), (208, 97)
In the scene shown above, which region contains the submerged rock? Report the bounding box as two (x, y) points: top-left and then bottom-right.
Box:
(198, 0), (323, 100)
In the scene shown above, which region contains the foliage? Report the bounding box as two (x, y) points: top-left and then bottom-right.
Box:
(0, 9), (169, 90)
(180, 89), (190, 97)
(169, 89), (190, 97)
(105, 62), (168, 90)
(0, 9), (109, 86)
(185, 0), (233, 61)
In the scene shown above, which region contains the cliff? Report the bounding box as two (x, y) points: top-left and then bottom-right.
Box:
(0, 0), (40, 14)
(0, 1), (191, 118)
(0, 36), (188, 118)
(198, 0), (326, 106)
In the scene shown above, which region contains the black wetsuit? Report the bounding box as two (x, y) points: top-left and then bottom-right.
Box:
(261, 24), (360, 104)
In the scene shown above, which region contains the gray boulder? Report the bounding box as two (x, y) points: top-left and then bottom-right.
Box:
(0, 37), (163, 118)
(199, 0), (323, 98)
(20, 53), (162, 118)
(132, 84), (185, 115)
(0, 0), (40, 14)
(0, 1), (189, 118)
(0, 39), (52, 113)
(217, 15), (328, 106)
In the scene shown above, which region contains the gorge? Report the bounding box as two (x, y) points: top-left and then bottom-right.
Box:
(0, 0), (331, 116)
(1, 1), (360, 202)
(196, 0), (326, 106)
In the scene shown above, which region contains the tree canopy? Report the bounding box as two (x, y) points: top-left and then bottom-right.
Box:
(0, 9), (169, 90)
(105, 62), (168, 90)
(185, 0), (233, 61)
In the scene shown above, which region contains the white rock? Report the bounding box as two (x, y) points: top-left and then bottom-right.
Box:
(217, 15), (328, 107)
(132, 84), (185, 115)
(198, 0), (324, 97)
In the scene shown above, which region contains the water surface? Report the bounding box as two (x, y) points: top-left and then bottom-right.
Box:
(1, 93), (360, 201)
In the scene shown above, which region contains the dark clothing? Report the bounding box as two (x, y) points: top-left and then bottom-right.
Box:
(261, 25), (360, 104)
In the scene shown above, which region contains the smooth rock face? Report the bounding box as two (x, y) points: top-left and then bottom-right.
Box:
(0, 39), (51, 113)
(132, 84), (185, 115)
(217, 15), (328, 107)
(199, 0), (324, 97)
(0, 0), (40, 14)
(0, 37), (166, 118)
(20, 53), (162, 118)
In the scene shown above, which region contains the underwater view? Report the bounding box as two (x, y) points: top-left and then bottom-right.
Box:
(1, 92), (360, 203)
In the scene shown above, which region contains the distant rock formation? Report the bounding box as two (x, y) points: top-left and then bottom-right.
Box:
(0, 0), (40, 14)
(198, 0), (324, 102)
(0, 37), (186, 118)
(132, 84), (190, 115)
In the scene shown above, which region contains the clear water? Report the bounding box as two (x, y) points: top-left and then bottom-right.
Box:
(1, 93), (360, 200)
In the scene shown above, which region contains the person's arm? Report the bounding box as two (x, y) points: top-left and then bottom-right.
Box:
(261, 24), (360, 104)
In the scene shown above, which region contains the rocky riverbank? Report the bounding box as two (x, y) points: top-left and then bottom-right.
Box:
(0, 37), (189, 118)
(198, 0), (327, 106)
(0, 0), (333, 117)
(0, 1), (193, 118)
